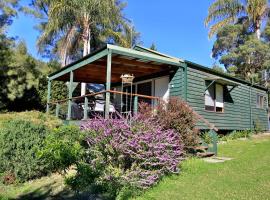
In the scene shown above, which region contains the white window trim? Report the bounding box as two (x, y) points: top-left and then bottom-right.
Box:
(204, 82), (224, 113)
(256, 94), (264, 109)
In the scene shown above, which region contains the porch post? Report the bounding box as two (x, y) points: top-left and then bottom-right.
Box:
(83, 97), (88, 120)
(46, 80), (51, 113)
(133, 95), (138, 114)
(105, 50), (112, 119)
(67, 71), (74, 120)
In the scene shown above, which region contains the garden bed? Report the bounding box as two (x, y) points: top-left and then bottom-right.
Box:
(1, 134), (270, 200)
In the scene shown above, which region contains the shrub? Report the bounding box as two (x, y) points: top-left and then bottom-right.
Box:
(39, 125), (84, 173)
(139, 97), (199, 148)
(62, 116), (184, 199)
(0, 119), (50, 183)
(219, 130), (253, 142)
(0, 111), (62, 129)
(201, 131), (212, 144)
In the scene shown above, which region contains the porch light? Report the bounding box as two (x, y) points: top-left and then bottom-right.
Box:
(120, 74), (135, 84)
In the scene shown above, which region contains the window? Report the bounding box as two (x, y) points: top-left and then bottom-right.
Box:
(256, 94), (264, 108)
(205, 82), (215, 111)
(205, 82), (224, 112)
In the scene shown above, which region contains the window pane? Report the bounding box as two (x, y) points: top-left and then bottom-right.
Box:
(205, 105), (215, 111)
(260, 96), (264, 108)
(256, 94), (264, 108)
(205, 82), (215, 106)
(215, 84), (224, 108)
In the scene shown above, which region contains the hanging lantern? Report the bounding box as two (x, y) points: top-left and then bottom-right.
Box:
(120, 74), (135, 84)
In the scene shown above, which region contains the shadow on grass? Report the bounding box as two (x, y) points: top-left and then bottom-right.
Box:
(11, 182), (97, 200)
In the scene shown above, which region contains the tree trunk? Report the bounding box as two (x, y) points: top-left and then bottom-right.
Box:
(255, 28), (261, 40)
(255, 20), (261, 40)
(81, 14), (91, 96)
(61, 47), (67, 67)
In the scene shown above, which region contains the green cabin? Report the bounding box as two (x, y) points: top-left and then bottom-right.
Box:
(47, 44), (269, 132)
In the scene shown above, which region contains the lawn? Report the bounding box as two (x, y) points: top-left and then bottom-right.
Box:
(1, 134), (270, 200)
(135, 134), (270, 200)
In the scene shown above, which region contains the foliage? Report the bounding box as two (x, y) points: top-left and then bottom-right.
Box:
(6, 41), (41, 101)
(146, 97), (199, 148)
(212, 64), (226, 74)
(37, 61), (68, 110)
(149, 43), (157, 51)
(39, 125), (84, 173)
(2, 135), (270, 200)
(214, 26), (270, 79)
(206, 0), (270, 80)
(0, 38), (52, 111)
(0, 111), (62, 129)
(253, 117), (264, 133)
(219, 130), (253, 141)
(0, 119), (50, 183)
(44, 115), (184, 199)
(201, 131), (212, 144)
(0, 34), (66, 112)
(0, 0), (18, 33)
(205, 0), (269, 39)
(0, 34), (12, 110)
(26, 0), (140, 65)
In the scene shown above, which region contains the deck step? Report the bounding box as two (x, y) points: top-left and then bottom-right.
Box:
(197, 152), (215, 158)
(194, 146), (208, 151)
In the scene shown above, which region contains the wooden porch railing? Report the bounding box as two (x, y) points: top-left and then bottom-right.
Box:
(47, 90), (160, 119)
(47, 90), (218, 132)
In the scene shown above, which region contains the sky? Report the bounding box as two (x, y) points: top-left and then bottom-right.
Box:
(7, 0), (216, 67)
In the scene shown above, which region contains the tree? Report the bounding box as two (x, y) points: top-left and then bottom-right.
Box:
(27, 0), (140, 96)
(205, 0), (269, 39)
(212, 63), (226, 73)
(0, 0), (18, 33)
(212, 23), (270, 79)
(0, 34), (12, 110)
(150, 43), (157, 51)
(27, 0), (139, 65)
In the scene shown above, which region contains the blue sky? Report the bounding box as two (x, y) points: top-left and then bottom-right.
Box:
(7, 0), (216, 67)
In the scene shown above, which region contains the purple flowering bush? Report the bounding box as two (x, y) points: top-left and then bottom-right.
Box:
(139, 97), (199, 148)
(70, 115), (183, 198)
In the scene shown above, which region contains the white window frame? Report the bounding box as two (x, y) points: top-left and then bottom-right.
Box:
(205, 82), (224, 113)
(256, 94), (264, 109)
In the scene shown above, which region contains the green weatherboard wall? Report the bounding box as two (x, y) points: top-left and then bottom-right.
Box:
(170, 62), (269, 131)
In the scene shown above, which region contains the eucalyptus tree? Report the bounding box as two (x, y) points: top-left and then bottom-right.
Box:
(205, 0), (269, 39)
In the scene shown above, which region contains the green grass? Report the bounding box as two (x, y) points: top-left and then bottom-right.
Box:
(0, 170), (96, 200)
(134, 135), (270, 200)
(1, 135), (270, 200)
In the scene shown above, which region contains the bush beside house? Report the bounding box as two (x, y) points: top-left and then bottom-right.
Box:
(0, 112), (61, 183)
(0, 98), (199, 199)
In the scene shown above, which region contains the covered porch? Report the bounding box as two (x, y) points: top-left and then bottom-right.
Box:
(46, 44), (185, 119)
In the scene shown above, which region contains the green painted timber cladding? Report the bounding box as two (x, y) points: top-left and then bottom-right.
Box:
(169, 63), (268, 131)
(169, 67), (184, 98)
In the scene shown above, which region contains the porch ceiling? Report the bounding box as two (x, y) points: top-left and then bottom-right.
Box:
(55, 53), (177, 84)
